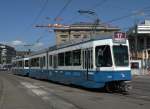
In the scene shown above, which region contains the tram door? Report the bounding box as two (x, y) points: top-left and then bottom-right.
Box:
(82, 48), (93, 80)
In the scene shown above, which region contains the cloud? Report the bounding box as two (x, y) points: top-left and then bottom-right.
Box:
(1, 40), (27, 51)
(0, 40), (45, 51)
(32, 42), (44, 50)
(11, 40), (25, 46)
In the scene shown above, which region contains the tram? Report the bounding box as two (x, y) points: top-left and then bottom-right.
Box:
(12, 32), (132, 92)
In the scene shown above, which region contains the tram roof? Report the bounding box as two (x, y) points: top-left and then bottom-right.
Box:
(55, 35), (112, 49)
(29, 35), (113, 56)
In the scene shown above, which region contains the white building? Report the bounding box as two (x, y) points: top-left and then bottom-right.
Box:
(0, 44), (16, 64)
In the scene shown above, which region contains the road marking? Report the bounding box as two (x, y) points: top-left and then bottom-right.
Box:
(21, 82), (39, 89)
(21, 82), (48, 98)
(20, 82), (79, 109)
(32, 89), (47, 96)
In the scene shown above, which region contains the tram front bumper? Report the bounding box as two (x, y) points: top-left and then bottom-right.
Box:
(93, 70), (132, 82)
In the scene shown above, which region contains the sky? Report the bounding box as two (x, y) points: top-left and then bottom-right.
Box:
(0, 0), (150, 51)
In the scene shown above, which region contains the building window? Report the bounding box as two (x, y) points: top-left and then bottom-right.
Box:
(83, 35), (88, 39)
(73, 35), (81, 39)
(61, 39), (67, 42)
(60, 35), (68, 38)
(139, 38), (144, 50)
(147, 38), (150, 48)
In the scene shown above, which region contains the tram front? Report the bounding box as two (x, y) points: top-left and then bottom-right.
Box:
(110, 32), (132, 92)
(95, 32), (132, 92)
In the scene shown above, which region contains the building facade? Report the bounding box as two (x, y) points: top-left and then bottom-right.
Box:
(16, 50), (32, 58)
(127, 20), (150, 68)
(0, 44), (16, 64)
(54, 22), (120, 45)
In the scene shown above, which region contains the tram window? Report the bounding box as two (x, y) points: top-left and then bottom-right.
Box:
(95, 45), (112, 67)
(25, 60), (29, 67)
(22, 61), (24, 67)
(113, 45), (129, 66)
(31, 58), (39, 67)
(16, 61), (18, 67)
(40, 56), (46, 68)
(53, 55), (58, 68)
(73, 49), (81, 66)
(18, 61), (23, 67)
(13, 62), (17, 67)
(31, 58), (34, 67)
(36, 58), (40, 67)
(49, 55), (52, 66)
(58, 53), (65, 66)
(90, 49), (93, 68)
(43, 56), (45, 67)
(82, 49), (93, 69)
(65, 51), (72, 66)
(31, 59), (33, 67)
(40, 57), (43, 68)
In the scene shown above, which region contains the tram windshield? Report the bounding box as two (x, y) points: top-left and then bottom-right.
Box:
(113, 45), (129, 66)
(95, 45), (112, 67)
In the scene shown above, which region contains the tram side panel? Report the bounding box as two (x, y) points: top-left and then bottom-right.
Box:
(29, 52), (49, 80)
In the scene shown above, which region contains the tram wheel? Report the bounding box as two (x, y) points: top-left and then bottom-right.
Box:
(105, 83), (112, 93)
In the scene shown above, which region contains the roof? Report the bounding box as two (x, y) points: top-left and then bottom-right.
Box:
(54, 22), (120, 31)
(71, 22), (118, 28)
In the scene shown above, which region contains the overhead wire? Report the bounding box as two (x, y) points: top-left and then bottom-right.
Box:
(54, 0), (72, 22)
(90, 0), (108, 10)
(64, 0), (108, 24)
(66, 1), (150, 26)
(18, 0), (49, 37)
(16, 0), (49, 50)
(104, 6), (150, 24)
(31, 0), (49, 26)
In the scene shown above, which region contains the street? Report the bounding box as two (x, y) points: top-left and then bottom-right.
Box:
(0, 71), (150, 109)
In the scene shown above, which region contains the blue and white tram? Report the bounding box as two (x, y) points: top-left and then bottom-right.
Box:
(12, 57), (29, 76)
(23, 57), (30, 76)
(29, 50), (49, 80)
(47, 36), (131, 91)
(12, 33), (132, 92)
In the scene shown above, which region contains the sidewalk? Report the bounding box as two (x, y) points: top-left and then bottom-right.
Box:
(131, 69), (149, 76)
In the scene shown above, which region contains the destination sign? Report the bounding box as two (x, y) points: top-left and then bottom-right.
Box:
(113, 32), (126, 43)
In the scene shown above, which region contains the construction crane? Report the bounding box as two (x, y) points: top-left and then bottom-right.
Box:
(35, 23), (69, 28)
